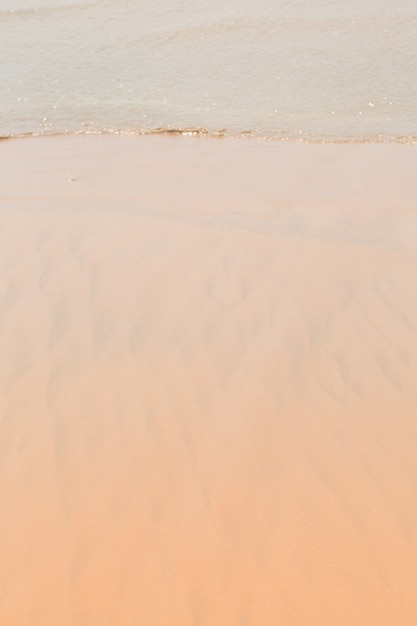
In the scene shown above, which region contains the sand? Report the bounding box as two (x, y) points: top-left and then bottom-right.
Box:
(1, 134), (417, 625)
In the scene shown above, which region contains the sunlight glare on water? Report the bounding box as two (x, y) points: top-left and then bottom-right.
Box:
(1, 0), (417, 139)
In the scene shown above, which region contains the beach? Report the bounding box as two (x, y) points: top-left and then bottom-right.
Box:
(1, 134), (417, 624)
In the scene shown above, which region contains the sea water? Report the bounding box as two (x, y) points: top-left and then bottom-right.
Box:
(1, 0), (417, 140)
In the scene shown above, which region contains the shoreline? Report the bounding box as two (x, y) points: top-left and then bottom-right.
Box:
(1, 134), (417, 625)
(1, 128), (417, 144)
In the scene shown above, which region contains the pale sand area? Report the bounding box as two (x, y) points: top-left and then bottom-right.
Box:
(1, 135), (417, 625)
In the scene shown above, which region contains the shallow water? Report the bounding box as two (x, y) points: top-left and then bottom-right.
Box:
(1, 0), (417, 139)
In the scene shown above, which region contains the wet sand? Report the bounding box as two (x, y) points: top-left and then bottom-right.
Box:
(1, 135), (417, 625)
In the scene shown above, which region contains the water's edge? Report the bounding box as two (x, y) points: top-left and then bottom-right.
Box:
(1, 127), (417, 144)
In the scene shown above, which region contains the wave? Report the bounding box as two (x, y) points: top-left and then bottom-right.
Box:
(144, 13), (417, 44)
(1, 127), (417, 144)
(0, 1), (96, 19)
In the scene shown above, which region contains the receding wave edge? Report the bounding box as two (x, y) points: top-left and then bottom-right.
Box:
(1, 127), (417, 144)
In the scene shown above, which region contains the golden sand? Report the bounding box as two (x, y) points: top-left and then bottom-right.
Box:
(1, 135), (417, 625)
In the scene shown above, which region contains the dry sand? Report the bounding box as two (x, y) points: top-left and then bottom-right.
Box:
(1, 135), (417, 625)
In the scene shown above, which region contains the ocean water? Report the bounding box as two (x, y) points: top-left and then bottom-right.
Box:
(1, 0), (417, 140)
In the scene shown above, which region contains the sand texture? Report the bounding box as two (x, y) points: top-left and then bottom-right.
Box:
(1, 135), (417, 625)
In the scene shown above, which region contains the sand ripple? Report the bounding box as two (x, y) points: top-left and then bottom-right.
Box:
(1, 136), (417, 625)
